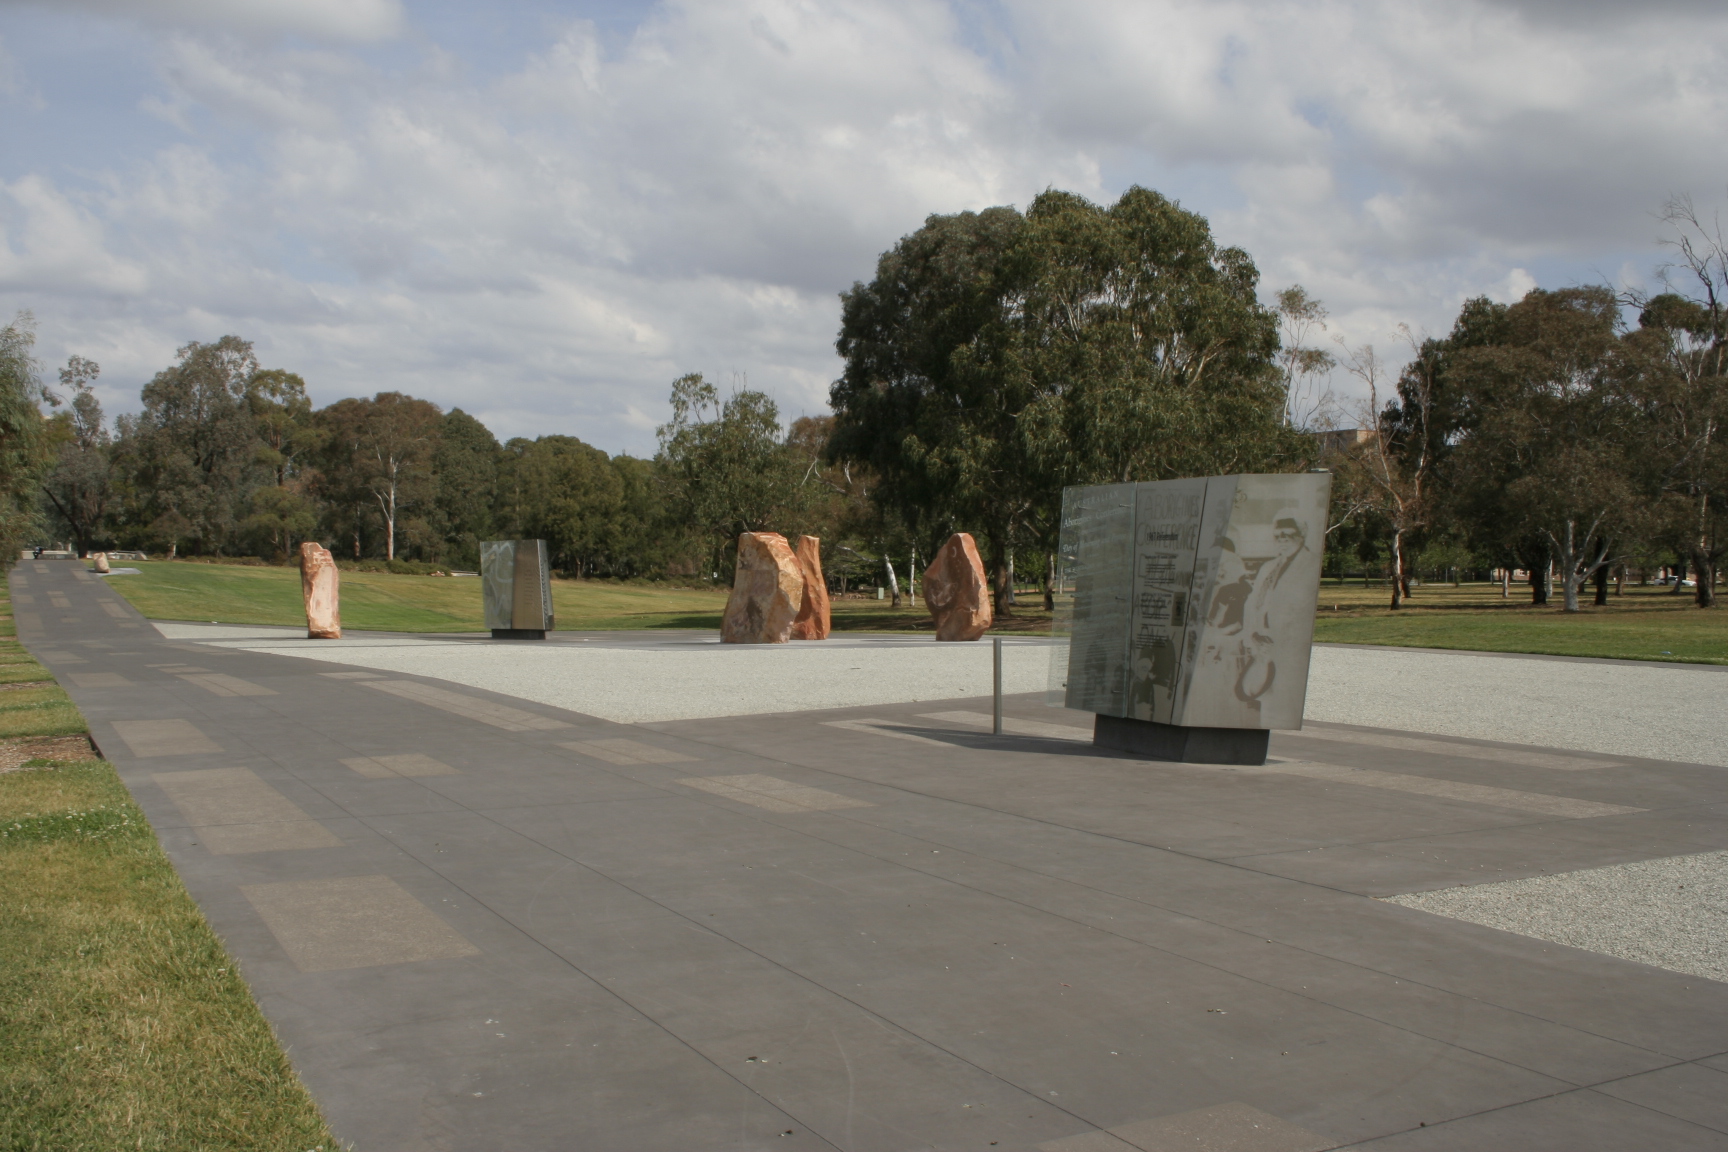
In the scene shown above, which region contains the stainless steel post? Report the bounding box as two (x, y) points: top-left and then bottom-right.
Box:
(992, 635), (1003, 735)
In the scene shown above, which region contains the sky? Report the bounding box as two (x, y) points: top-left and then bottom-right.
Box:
(0, 0), (1724, 456)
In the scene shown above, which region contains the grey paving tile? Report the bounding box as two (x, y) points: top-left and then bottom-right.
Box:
(1593, 1062), (1728, 1133)
(1339, 1088), (1727, 1150)
(241, 874), (480, 971)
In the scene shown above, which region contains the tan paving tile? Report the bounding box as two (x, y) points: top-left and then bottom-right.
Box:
(362, 679), (569, 731)
(241, 875), (480, 972)
(678, 773), (871, 813)
(151, 766), (341, 854)
(111, 718), (222, 757)
(342, 753), (458, 778)
(68, 672), (130, 688)
(178, 672), (277, 697)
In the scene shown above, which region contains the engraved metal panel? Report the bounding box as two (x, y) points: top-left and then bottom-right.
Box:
(1050, 473), (1331, 731)
(480, 540), (516, 630)
(1052, 483), (1136, 715)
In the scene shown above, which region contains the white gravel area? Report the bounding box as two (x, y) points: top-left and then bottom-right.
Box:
(1384, 851), (1728, 985)
(155, 625), (1050, 723)
(1305, 645), (1728, 767)
(150, 625), (1728, 762)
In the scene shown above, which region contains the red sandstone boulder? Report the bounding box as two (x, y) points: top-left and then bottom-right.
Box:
(790, 536), (831, 640)
(300, 542), (342, 639)
(722, 532), (803, 643)
(924, 532), (992, 641)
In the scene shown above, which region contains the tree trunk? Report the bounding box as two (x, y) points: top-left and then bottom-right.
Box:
(1006, 551), (1017, 606)
(1670, 556), (1688, 594)
(1693, 548), (1716, 608)
(1388, 530), (1404, 609)
(1528, 562), (1546, 605)
(1594, 562), (1608, 606)
(884, 554), (901, 608)
(1615, 565), (1624, 596)
(908, 546), (917, 606)
(990, 532), (1013, 617)
(1043, 551), (1055, 611)
(1501, 568), (1510, 598)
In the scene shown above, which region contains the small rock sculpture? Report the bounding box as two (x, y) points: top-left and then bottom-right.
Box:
(721, 532), (803, 643)
(790, 535), (831, 640)
(92, 553), (110, 574)
(300, 542), (341, 640)
(924, 532), (992, 641)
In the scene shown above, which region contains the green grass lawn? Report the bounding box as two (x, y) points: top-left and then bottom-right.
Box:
(0, 579), (339, 1151)
(1309, 579), (1728, 665)
(101, 559), (1728, 664)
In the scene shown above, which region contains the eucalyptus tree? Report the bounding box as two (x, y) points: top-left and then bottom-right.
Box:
(1448, 288), (1639, 612)
(40, 355), (115, 555)
(831, 186), (1297, 615)
(656, 373), (805, 579)
(1626, 294), (1728, 606)
(0, 312), (49, 557)
(315, 392), (443, 562)
(124, 336), (267, 553)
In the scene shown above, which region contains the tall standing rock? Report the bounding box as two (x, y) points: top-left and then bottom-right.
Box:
(790, 536), (831, 640)
(300, 542), (342, 640)
(721, 532), (804, 643)
(924, 532), (992, 641)
(92, 553), (110, 574)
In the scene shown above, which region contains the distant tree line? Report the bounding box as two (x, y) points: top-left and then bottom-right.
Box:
(1315, 195), (1728, 611)
(4, 187), (1720, 616)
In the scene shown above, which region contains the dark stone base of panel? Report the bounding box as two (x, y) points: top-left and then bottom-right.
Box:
(490, 628), (547, 640)
(1094, 714), (1269, 765)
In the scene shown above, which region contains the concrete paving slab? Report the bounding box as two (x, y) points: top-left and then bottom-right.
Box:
(110, 717), (222, 756)
(15, 560), (1728, 1150)
(1594, 1062), (1728, 1134)
(242, 874), (481, 971)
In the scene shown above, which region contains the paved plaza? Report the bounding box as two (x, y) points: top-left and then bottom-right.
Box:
(14, 559), (1728, 1150)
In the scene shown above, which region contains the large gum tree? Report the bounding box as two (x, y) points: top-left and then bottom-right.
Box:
(830, 186), (1297, 615)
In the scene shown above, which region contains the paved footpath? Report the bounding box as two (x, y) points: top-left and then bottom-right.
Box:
(15, 558), (1728, 1151)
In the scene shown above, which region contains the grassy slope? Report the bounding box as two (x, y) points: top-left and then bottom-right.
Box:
(104, 560), (1728, 663)
(0, 579), (338, 1151)
(106, 558), (943, 633)
(1310, 579), (1728, 665)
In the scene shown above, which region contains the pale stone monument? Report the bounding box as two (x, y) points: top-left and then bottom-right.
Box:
(722, 532), (803, 643)
(92, 552), (110, 574)
(481, 540), (554, 639)
(924, 532), (992, 641)
(790, 535), (831, 640)
(299, 542), (341, 639)
(1051, 473), (1331, 764)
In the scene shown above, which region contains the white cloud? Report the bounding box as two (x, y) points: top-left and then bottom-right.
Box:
(3, 0), (405, 42)
(3, 0), (1727, 448)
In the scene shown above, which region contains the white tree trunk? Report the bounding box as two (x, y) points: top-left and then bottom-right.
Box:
(883, 554), (900, 607)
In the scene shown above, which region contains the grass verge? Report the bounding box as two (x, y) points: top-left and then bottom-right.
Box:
(1310, 580), (1728, 665)
(0, 577), (339, 1151)
(99, 558), (1728, 664)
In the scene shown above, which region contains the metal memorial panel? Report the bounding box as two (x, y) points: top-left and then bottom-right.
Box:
(480, 541), (516, 631)
(1051, 473), (1331, 731)
(481, 540), (555, 633)
(1048, 483), (1136, 714)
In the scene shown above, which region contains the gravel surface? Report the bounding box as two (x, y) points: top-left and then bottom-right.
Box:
(1305, 645), (1728, 767)
(154, 625), (1052, 723)
(1385, 851), (1728, 985)
(149, 626), (1728, 763)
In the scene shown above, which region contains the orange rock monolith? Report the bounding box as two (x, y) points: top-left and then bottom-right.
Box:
(924, 532), (992, 641)
(721, 532), (803, 643)
(300, 542), (341, 639)
(790, 536), (830, 640)
(92, 552), (110, 574)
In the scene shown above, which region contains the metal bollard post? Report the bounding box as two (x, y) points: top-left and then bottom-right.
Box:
(992, 635), (1003, 735)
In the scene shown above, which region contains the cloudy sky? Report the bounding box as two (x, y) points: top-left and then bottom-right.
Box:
(0, 0), (1724, 455)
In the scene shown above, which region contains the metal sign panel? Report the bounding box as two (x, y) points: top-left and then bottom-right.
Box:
(1052, 473), (1331, 731)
